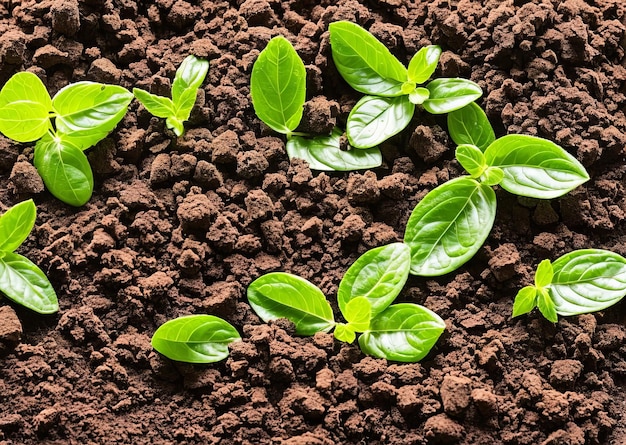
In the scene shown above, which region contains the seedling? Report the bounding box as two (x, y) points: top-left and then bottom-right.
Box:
(329, 21), (483, 148)
(403, 103), (589, 276)
(513, 249), (626, 322)
(0, 200), (57, 314)
(133, 54), (209, 137)
(151, 314), (241, 363)
(250, 35), (382, 171)
(247, 242), (445, 362)
(0, 72), (133, 206)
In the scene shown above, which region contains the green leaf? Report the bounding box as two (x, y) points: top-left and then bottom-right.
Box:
(537, 288), (558, 322)
(359, 303), (445, 362)
(408, 87), (430, 105)
(512, 286), (537, 318)
(346, 95), (414, 148)
(133, 88), (175, 119)
(151, 314), (241, 364)
(548, 249), (626, 316)
(423, 78), (483, 114)
(343, 296), (372, 332)
(338, 242), (411, 318)
(33, 134), (93, 207)
(479, 167), (504, 186)
(0, 72), (52, 142)
(455, 144), (487, 178)
(286, 127), (382, 171)
(0, 199), (36, 252)
(329, 21), (407, 96)
(334, 324), (356, 343)
(250, 36), (306, 135)
(247, 272), (335, 335)
(171, 55), (209, 123)
(0, 252), (57, 314)
(52, 82), (133, 150)
(408, 45), (442, 84)
(535, 259), (553, 288)
(447, 102), (495, 151)
(484, 135), (589, 199)
(404, 176), (496, 276)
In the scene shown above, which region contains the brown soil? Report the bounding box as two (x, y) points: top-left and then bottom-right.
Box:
(1, 0), (626, 444)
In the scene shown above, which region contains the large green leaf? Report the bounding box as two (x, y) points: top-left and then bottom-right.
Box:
(286, 127), (382, 171)
(408, 45), (442, 84)
(0, 72), (52, 142)
(447, 102), (495, 151)
(247, 272), (335, 335)
(404, 176), (496, 276)
(423, 78), (483, 114)
(329, 21), (407, 96)
(338, 242), (411, 318)
(151, 314), (241, 364)
(0, 199), (36, 253)
(346, 95), (414, 148)
(548, 249), (626, 316)
(484, 135), (589, 199)
(359, 303), (445, 362)
(250, 36), (306, 135)
(0, 252), (58, 314)
(33, 134), (93, 207)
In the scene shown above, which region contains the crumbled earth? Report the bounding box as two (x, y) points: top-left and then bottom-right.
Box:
(1, 0), (626, 444)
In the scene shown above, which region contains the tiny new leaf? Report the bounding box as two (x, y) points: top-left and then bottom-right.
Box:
(346, 95), (414, 148)
(0, 199), (36, 253)
(512, 286), (538, 318)
(537, 288), (558, 323)
(342, 296), (372, 332)
(334, 323), (356, 343)
(423, 78), (483, 114)
(408, 45), (442, 84)
(447, 102), (495, 151)
(455, 144), (487, 178)
(0, 252), (58, 314)
(535, 259), (553, 288)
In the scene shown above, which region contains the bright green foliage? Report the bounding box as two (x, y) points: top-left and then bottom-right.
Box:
(0, 200), (57, 314)
(408, 46), (443, 84)
(422, 78), (483, 114)
(447, 102), (495, 151)
(133, 55), (209, 137)
(151, 315), (241, 363)
(455, 144), (487, 178)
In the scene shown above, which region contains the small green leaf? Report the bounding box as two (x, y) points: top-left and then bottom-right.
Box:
(343, 297), (372, 332)
(484, 135), (590, 199)
(250, 36), (306, 135)
(133, 88), (176, 119)
(512, 286), (537, 318)
(346, 95), (414, 148)
(423, 78), (483, 114)
(535, 259), (553, 288)
(329, 21), (407, 96)
(247, 272), (335, 335)
(447, 102), (495, 151)
(338, 242), (411, 318)
(0, 252), (58, 314)
(33, 134), (93, 207)
(401, 81), (416, 95)
(151, 314), (241, 364)
(171, 55), (209, 126)
(455, 144), (487, 178)
(479, 167), (504, 186)
(537, 288), (558, 322)
(408, 45), (442, 84)
(0, 199), (36, 253)
(408, 87), (430, 105)
(404, 176), (497, 276)
(0, 72), (52, 142)
(286, 127), (382, 171)
(359, 303), (445, 362)
(334, 324), (356, 343)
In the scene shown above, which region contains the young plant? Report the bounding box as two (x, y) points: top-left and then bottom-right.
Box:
(247, 242), (445, 362)
(403, 103), (589, 276)
(133, 54), (209, 137)
(513, 249), (626, 322)
(329, 21), (483, 148)
(151, 314), (241, 363)
(0, 199), (57, 314)
(250, 35), (382, 171)
(0, 72), (133, 206)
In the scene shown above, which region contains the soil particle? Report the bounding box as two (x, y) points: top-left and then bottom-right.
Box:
(346, 171), (380, 205)
(549, 359), (584, 389)
(487, 243), (520, 282)
(440, 375), (472, 418)
(0, 306), (22, 352)
(9, 160), (45, 196)
(50, 0), (80, 36)
(423, 413), (466, 444)
(177, 192), (220, 231)
(211, 130), (241, 164)
(236, 150), (269, 179)
(245, 189), (274, 221)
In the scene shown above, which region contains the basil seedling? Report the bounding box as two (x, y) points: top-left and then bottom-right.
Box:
(329, 21), (483, 148)
(247, 243), (445, 362)
(404, 103), (589, 276)
(0, 72), (133, 206)
(151, 314), (241, 363)
(250, 36), (382, 171)
(133, 55), (209, 137)
(513, 249), (626, 322)
(0, 200), (57, 314)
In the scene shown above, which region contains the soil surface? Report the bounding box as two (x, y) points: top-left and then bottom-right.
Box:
(1, 0), (626, 444)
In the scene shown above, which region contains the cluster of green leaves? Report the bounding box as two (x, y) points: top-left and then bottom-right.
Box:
(0, 200), (57, 314)
(151, 314), (241, 363)
(404, 102), (590, 276)
(250, 36), (382, 171)
(0, 72), (133, 206)
(133, 55), (209, 137)
(247, 243), (445, 362)
(328, 21), (483, 149)
(513, 249), (626, 322)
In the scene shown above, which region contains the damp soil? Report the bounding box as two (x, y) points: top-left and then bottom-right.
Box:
(1, 0), (626, 444)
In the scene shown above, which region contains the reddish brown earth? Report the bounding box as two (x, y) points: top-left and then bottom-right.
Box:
(1, 0), (626, 444)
